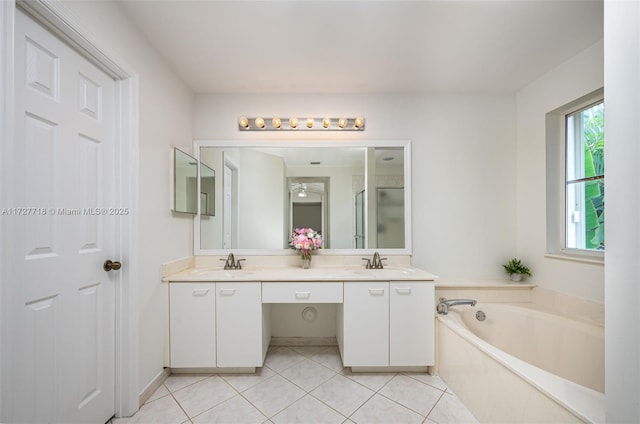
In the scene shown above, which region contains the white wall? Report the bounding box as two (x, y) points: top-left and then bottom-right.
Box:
(237, 149), (285, 248)
(60, 1), (194, 395)
(604, 1), (640, 421)
(194, 94), (517, 281)
(515, 41), (604, 302)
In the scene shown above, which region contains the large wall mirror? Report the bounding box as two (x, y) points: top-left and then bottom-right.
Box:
(194, 140), (411, 255)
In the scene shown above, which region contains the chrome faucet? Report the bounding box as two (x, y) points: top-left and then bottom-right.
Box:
(436, 298), (477, 315)
(221, 253), (245, 270)
(362, 252), (387, 269)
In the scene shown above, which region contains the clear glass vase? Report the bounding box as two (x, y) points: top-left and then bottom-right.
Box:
(300, 252), (311, 269)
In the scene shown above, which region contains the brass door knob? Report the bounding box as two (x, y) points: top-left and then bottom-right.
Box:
(104, 260), (122, 272)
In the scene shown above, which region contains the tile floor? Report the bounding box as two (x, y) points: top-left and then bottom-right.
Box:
(111, 346), (479, 424)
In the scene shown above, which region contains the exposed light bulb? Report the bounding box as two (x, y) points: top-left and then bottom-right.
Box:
(298, 190), (307, 198)
(338, 118), (348, 129)
(306, 117), (314, 128)
(272, 117), (282, 128)
(289, 117), (298, 128)
(254, 117), (265, 128)
(354, 117), (364, 129)
(322, 118), (331, 128)
(238, 116), (249, 128)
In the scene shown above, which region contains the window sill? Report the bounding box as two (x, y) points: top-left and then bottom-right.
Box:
(544, 252), (604, 265)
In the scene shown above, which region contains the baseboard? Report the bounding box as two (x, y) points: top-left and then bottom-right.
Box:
(170, 367), (256, 374)
(138, 368), (170, 407)
(269, 336), (337, 347)
(350, 366), (429, 373)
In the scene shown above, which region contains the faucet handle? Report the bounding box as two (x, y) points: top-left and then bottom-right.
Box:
(235, 259), (246, 269)
(361, 258), (372, 269)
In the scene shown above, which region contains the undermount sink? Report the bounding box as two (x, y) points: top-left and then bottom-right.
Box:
(350, 267), (417, 276)
(188, 268), (255, 278)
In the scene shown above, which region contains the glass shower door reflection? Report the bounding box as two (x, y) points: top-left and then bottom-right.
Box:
(377, 187), (405, 249)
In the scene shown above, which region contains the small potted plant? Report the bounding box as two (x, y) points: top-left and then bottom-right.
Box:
(502, 258), (532, 282)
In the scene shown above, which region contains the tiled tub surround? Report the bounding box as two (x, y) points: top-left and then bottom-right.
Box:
(437, 300), (604, 423)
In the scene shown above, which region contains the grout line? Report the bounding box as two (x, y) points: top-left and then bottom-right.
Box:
(305, 390), (351, 422)
(401, 372), (449, 393)
(424, 391), (447, 423)
(238, 391), (270, 422)
(165, 373), (215, 394)
(375, 389), (430, 419)
(168, 390), (192, 422)
(187, 377), (244, 422)
(343, 389), (378, 420)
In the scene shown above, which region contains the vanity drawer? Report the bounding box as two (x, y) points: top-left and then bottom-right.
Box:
(262, 282), (343, 303)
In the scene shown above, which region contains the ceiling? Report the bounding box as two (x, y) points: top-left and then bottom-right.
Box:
(116, 0), (603, 95)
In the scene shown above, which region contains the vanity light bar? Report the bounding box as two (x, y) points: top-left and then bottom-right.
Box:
(238, 116), (365, 131)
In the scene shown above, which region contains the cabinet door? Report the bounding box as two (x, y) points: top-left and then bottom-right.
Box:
(170, 283), (216, 368)
(389, 282), (434, 366)
(216, 282), (263, 367)
(343, 282), (389, 366)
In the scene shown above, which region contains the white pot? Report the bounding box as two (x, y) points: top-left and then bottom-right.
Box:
(510, 273), (523, 282)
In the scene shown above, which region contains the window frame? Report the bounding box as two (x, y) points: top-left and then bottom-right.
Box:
(545, 88), (604, 264)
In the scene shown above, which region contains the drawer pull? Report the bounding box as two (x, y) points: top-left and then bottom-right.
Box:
(295, 291), (311, 299)
(219, 288), (236, 296)
(368, 288), (385, 295)
(192, 288), (209, 296)
(395, 287), (412, 294)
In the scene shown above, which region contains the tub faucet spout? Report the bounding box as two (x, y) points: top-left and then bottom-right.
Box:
(437, 298), (477, 315)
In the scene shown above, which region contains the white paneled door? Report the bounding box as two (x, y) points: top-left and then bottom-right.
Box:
(8, 9), (117, 423)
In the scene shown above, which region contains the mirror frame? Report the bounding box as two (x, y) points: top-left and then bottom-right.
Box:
(193, 139), (412, 256)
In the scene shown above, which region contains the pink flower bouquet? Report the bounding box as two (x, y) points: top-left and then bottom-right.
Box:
(289, 228), (323, 260)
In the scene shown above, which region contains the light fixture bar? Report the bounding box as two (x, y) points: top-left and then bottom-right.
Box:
(238, 116), (365, 131)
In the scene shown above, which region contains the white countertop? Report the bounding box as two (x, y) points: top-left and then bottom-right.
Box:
(163, 266), (438, 282)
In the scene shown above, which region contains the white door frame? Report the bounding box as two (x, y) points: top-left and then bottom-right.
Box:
(0, 0), (139, 418)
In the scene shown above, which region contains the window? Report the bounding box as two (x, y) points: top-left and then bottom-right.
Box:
(545, 88), (604, 262)
(565, 101), (605, 251)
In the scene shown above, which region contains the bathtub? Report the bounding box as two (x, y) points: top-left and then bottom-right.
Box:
(437, 303), (604, 423)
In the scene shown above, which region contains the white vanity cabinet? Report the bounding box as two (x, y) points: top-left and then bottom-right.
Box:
(389, 282), (435, 366)
(169, 282), (267, 369)
(340, 282), (389, 366)
(339, 281), (435, 367)
(216, 282), (264, 367)
(169, 283), (216, 368)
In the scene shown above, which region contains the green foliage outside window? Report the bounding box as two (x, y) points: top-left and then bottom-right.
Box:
(582, 104), (604, 250)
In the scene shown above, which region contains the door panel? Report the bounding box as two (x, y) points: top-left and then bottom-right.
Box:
(342, 282), (389, 366)
(389, 283), (435, 366)
(216, 282), (263, 367)
(9, 9), (117, 423)
(170, 283), (216, 368)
